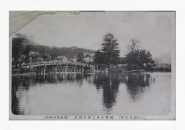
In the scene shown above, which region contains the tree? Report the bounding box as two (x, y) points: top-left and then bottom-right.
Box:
(127, 39), (140, 52)
(98, 33), (120, 67)
(126, 49), (155, 70)
(153, 58), (161, 66)
(77, 52), (84, 62)
(23, 45), (33, 63)
(94, 50), (105, 64)
(12, 33), (30, 67)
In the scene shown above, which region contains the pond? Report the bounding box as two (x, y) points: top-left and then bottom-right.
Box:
(11, 72), (171, 115)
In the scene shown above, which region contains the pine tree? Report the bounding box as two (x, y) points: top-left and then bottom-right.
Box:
(101, 33), (120, 67)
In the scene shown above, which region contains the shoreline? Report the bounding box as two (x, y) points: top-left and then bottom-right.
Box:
(12, 71), (171, 76)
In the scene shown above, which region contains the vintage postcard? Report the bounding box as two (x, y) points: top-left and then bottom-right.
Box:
(9, 11), (176, 120)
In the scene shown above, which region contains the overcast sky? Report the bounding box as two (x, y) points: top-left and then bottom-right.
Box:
(14, 11), (175, 58)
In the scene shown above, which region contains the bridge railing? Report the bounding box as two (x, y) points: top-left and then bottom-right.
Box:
(29, 61), (91, 67)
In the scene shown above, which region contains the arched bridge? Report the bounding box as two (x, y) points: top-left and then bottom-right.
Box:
(22, 61), (94, 75)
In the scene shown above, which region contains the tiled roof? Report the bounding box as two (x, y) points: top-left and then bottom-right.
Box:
(55, 56), (67, 60)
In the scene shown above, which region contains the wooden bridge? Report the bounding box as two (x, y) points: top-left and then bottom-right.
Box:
(21, 61), (94, 75)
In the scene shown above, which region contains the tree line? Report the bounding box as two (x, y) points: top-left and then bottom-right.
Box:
(12, 33), (156, 71)
(94, 33), (156, 71)
(12, 33), (95, 68)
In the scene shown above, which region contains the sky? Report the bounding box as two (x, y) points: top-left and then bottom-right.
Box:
(13, 11), (175, 58)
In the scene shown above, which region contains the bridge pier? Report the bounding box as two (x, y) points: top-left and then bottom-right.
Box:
(63, 66), (65, 73)
(65, 66), (67, 73)
(74, 66), (76, 73)
(52, 66), (55, 74)
(33, 62), (92, 75)
(48, 66), (51, 74)
(40, 67), (42, 75)
(59, 66), (60, 74)
(72, 66), (74, 73)
(69, 66), (71, 73)
(55, 66), (57, 73)
(36, 67), (38, 75)
(43, 67), (45, 75)
(70, 66), (72, 73)
(61, 66), (63, 73)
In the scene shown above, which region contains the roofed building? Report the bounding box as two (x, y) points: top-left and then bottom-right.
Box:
(84, 55), (94, 63)
(55, 56), (68, 63)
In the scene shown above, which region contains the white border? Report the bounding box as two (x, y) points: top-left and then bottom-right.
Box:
(1, 0), (185, 130)
(9, 11), (176, 121)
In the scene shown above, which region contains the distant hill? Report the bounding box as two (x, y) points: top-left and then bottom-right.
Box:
(28, 40), (39, 46)
(28, 41), (96, 59)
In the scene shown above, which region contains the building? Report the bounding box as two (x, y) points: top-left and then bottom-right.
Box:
(151, 63), (171, 72)
(55, 56), (68, 63)
(69, 59), (77, 62)
(29, 51), (40, 57)
(84, 55), (94, 63)
(37, 57), (44, 62)
(119, 57), (127, 64)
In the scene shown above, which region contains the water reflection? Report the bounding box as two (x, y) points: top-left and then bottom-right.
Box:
(91, 73), (120, 111)
(90, 73), (154, 110)
(11, 72), (169, 115)
(125, 74), (151, 102)
(35, 73), (84, 84)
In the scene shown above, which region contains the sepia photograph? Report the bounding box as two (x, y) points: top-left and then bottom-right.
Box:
(9, 11), (176, 120)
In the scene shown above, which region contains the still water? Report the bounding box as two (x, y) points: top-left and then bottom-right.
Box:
(12, 72), (171, 115)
